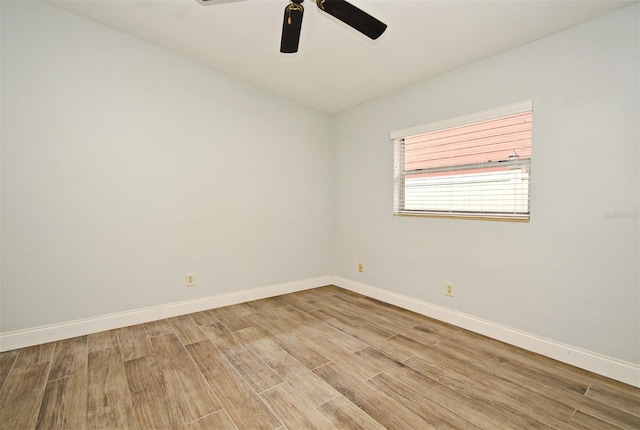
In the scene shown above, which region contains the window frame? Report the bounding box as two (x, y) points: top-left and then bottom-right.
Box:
(391, 101), (533, 222)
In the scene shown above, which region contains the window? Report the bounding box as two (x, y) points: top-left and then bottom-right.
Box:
(391, 101), (533, 221)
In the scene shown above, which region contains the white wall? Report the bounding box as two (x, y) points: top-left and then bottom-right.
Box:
(1, 1), (333, 332)
(333, 4), (639, 365)
(1, 0), (638, 372)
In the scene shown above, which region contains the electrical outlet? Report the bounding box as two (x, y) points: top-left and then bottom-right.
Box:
(358, 262), (363, 273)
(186, 273), (195, 287)
(445, 283), (454, 297)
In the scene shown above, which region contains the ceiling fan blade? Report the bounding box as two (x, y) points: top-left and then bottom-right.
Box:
(316, 0), (386, 40)
(280, 3), (304, 53)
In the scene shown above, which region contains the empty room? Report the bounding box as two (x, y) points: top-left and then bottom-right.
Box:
(1, 0), (639, 428)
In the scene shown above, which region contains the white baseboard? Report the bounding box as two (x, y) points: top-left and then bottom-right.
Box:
(3, 274), (638, 387)
(332, 276), (640, 388)
(0, 276), (331, 352)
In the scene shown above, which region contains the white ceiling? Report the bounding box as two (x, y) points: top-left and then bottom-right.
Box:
(49, 0), (636, 113)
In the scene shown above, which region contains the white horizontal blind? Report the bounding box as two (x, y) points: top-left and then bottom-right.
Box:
(392, 101), (533, 220)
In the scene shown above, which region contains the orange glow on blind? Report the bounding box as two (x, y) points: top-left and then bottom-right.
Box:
(404, 112), (532, 171)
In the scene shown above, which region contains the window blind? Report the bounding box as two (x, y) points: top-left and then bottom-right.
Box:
(392, 101), (533, 221)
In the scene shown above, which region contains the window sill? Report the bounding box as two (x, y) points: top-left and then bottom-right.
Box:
(394, 212), (530, 223)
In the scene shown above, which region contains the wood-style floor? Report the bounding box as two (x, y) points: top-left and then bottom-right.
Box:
(1, 285), (638, 429)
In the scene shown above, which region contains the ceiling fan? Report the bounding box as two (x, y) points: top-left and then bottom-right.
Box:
(198, 0), (387, 54)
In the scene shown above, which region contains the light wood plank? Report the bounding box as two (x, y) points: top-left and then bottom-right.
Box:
(189, 309), (221, 327)
(87, 347), (137, 430)
(14, 343), (55, 368)
(118, 324), (153, 362)
(211, 305), (252, 331)
(387, 335), (576, 428)
(433, 336), (589, 401)
(355, 346), (518, 430)
(49, 336), (87, 381)
(200, 322), (282, 393)
(366, 371), (481, 430)
(125, 355), (184, 430)
(235, 326), (339, 407)
(313, 363), (433, 430)
(324, 286), (463, 337)
(245, 297), (287, 313)
(396, 324), (449, 347)
(260, 382), (336, 429)
(588, 373), (640, 402)
(241, 311), (331, 370)
(36, 373), (87, 429)
(585, 382), (640, 417)
(455, 329), (592, 393)
(435, 335), (640, 429)
(309, 293), (403, 338)
(0, 362), (50, 430)
(317, 395), (387, 430)
(275, 290), (322, 313)
(577, 397), (640, 429)
(144, 319), (174, 338)
(357, 347), (484, 429)
(186, 410), (237, 430)
(168, 315), (207, 346)
(150, 333), (221, 424)
(433, 338), (629, 428)
(275, 305), (371, 353)
(294, 324), (380, 381)
(0, 350), (19, 388)
(281, 307), (369, 354)
(220, 301), (256, 317)
(310, 309), (415, 362)
(185, 340), (282, 430)
(88, 330), (119, 353)
(569, 410), (626, 430)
